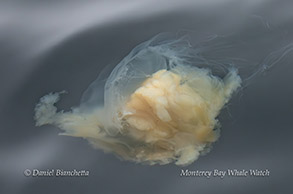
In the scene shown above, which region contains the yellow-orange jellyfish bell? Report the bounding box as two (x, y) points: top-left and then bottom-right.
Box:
(34, 33), (244, 166)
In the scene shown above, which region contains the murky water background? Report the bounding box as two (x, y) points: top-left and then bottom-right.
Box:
(0, 0), (293, 193)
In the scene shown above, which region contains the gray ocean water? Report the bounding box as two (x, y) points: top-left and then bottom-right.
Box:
(0, 0), (293, 194)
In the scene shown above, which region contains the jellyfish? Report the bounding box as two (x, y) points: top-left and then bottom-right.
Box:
(34, 31), (292, 166)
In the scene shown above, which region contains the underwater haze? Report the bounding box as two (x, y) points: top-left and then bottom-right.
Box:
(0, 0), (293, 194)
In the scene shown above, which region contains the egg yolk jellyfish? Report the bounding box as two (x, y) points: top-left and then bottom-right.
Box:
(34, 30), (292, 166)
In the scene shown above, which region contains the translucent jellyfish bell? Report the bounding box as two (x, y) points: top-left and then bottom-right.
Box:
(34, 32), (292, 166)
(80, 34), (198, 135)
